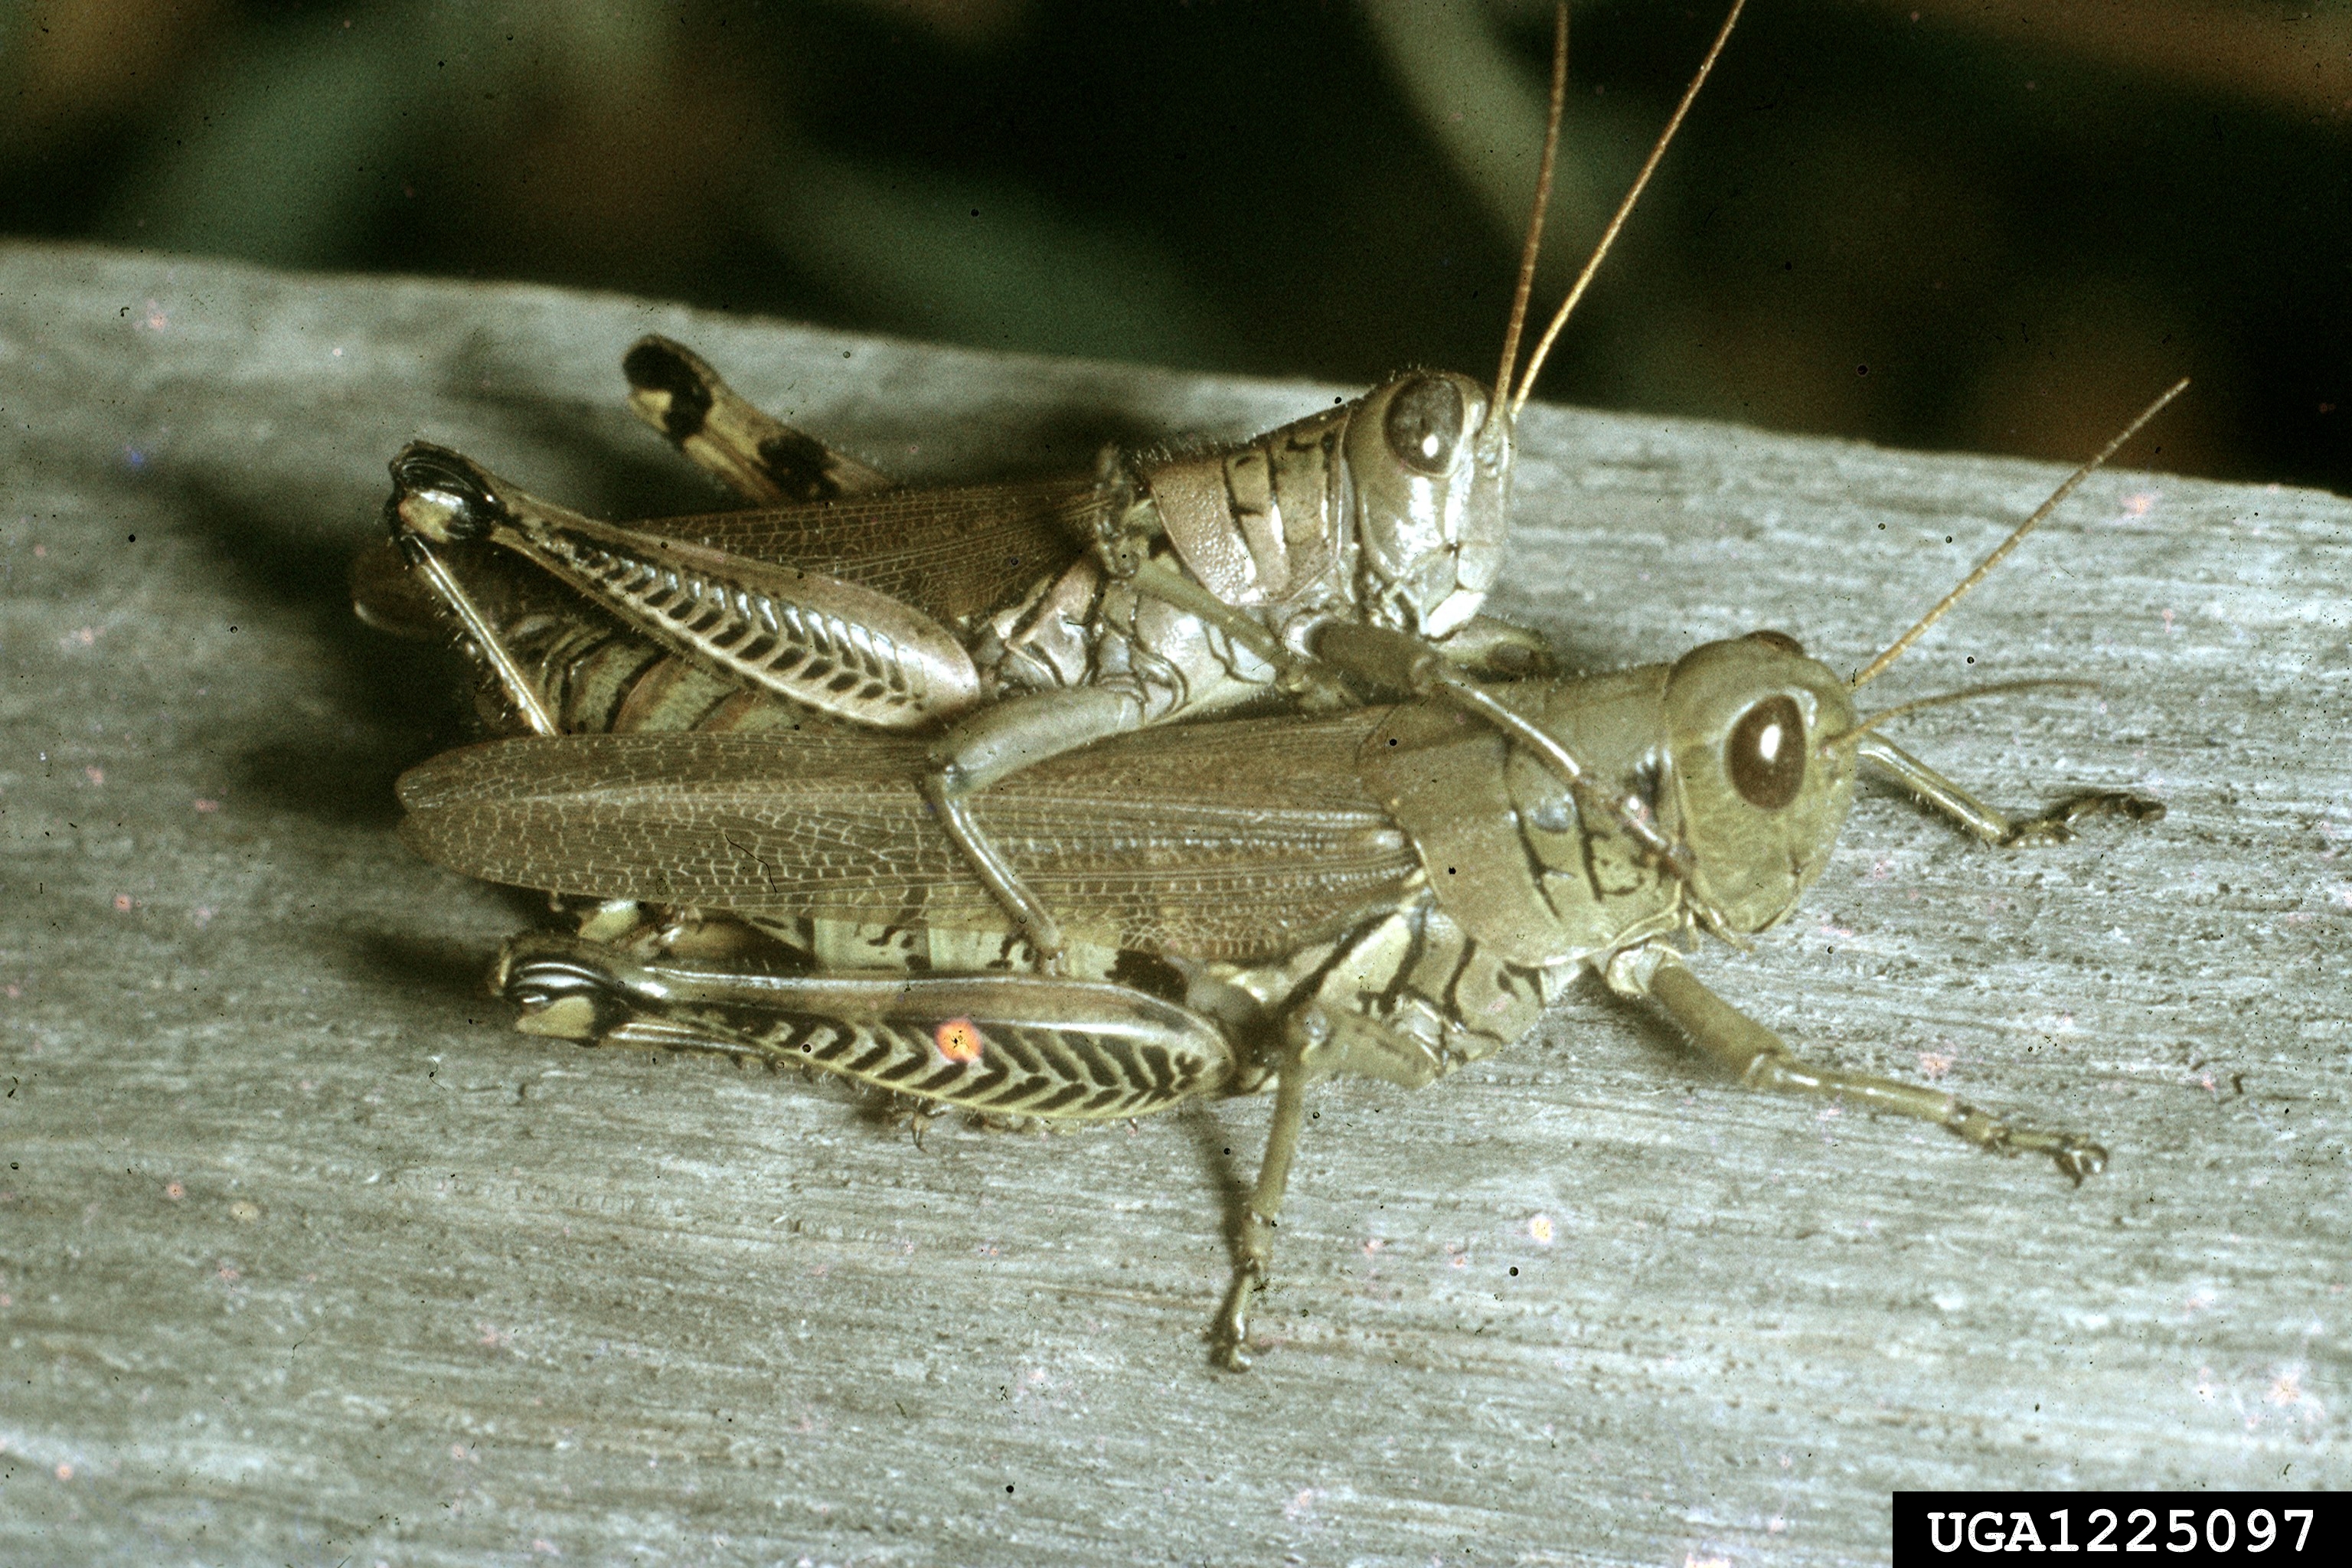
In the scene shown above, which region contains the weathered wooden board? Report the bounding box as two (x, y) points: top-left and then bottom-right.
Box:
(2, 242), (2345, 1565)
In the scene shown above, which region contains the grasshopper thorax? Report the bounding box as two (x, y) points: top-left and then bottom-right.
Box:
(1367, 631), (1858, 967)
(1662, 632), (1859, 935)
(1130, 368), (1508, 642)
(1341, 370), (1511, 640)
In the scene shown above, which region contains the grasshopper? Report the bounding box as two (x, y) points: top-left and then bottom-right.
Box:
(392, 381), (2184, 1368)
(359, 3), (1752, 962)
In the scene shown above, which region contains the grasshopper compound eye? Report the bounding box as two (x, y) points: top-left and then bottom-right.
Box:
(1383, 374), (1467, 475)
(1727, 694), (1806, 810)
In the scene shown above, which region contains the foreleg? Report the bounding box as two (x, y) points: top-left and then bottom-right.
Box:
(1608, 946), (2107, 1182)
(1857, 734), (2164, 847)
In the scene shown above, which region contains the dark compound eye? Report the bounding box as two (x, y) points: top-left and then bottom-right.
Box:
(1726, 694), (1806, 810)
(1746, 629), (1805, 658)
(1383, 375), (1465, 475)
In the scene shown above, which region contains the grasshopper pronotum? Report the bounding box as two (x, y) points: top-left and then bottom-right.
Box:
(361, 3), (1752, 961)
(393, 378), (2183, 1368)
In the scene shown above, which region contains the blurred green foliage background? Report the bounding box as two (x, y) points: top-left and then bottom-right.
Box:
(4, 0), (2347, 491)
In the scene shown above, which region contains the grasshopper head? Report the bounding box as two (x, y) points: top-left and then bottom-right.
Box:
(1344, 371), (1511, 640)
(1663, 632), (1860, 934)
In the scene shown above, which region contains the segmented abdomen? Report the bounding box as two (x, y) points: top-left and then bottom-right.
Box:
(482, 572), (819, 739)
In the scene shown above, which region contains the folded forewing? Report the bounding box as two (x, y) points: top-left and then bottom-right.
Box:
(398, 713), (1416, 961)
(630, 479), (1099, 624)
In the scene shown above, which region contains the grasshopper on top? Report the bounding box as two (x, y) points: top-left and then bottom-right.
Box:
(361, 3), (1752, 962)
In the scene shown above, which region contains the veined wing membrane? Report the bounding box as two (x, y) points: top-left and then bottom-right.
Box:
(626, 479), (1099, 625)
(397, 713), (1416, 961)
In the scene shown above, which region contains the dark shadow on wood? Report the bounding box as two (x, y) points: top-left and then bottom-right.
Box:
(424, 368), (735, 523)
(160, 469), (475, 825)
(341, 927), (502, 1010)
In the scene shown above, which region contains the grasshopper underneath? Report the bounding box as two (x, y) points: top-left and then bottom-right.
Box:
(358, 3), (1751, 961)
(390, 380), (2183, 1368)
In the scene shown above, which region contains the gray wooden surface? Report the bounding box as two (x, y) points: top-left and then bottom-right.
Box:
(2, 241), (2345, 1566)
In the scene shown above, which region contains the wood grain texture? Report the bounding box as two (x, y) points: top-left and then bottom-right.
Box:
(2, 241), (2345, 1565)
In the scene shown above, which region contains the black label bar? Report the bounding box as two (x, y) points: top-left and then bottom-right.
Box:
(1894, 1494), (2340, 1566)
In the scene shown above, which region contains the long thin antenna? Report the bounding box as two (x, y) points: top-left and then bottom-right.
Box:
(1829, 678), (2100, 750)
(1511, 0), (1748, 417)
(1494, 3), (1570, 415)
(1850, 377), (2190, 691)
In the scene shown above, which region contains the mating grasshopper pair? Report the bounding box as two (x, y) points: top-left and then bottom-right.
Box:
(361, 2), (2178, 1367)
